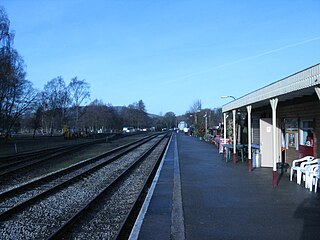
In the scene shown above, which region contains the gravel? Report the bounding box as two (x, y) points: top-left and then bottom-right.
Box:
(0, 135), (146, 192)
(0, 135), (167, 239)
(67, 137), (167, 239)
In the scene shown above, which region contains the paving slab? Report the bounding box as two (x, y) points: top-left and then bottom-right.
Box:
(133, 133), (320, 240)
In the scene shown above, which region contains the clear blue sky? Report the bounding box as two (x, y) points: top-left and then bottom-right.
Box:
(2, 0), (320, 115)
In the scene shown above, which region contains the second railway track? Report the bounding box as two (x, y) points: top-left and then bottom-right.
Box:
(0, 137), (113, 177)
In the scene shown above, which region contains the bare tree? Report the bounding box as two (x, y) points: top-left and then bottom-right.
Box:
(0, 6), (14, 134)
(0, 7), (37, 139)
(189, 99), (202, 113)
(125, 100), (149, 129)
(20, 105), (44, 139)
(137, 99), (146, 112)
(211, 107), (222, 126)
(81, 100), (122, 133)
(42, 76), (70, 136)
(163, 111), (176, 130)
(68, 77), (90, 131)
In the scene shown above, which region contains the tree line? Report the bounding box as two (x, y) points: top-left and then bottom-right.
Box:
(0, 7), (171, 139)
(0, 7), (37, 139)
(1, 6), (222, 140)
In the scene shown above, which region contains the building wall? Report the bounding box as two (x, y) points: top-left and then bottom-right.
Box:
(277, 95), (320, 159)
(252, 116), (260, 145)
(249, 94), (319, 165)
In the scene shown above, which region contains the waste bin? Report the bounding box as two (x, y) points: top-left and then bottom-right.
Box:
(253, 149), (261, 168)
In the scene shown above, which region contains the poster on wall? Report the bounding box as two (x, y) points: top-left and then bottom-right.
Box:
(288, 131), (296, 148)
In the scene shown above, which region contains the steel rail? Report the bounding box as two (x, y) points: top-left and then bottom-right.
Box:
(115, 134), (170, 239)
(47, 133), (169, 239)
(0, 134), (161, 220)
(0, 137), (108, 162)
(0, 133), (158, 198)
(0, 139), (105, 176)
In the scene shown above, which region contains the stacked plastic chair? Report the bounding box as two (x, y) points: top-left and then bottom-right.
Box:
(290, 156), (314, 183)
(307, 160), (320, 192)
(299, 159), (319, 188)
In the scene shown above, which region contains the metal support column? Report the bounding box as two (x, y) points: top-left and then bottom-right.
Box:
(247, 105), (252, 172)
(223, 113), (227, 142)
(315, 86), (320, 100)
(233, 110), (237, 163)
(270, 98), (278, 187)
(223, 112), (227, 159)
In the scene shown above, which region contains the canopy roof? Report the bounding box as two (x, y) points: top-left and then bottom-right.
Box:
(222, 64), (320, 112)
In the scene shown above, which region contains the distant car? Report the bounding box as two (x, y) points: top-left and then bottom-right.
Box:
(122, 127), (134, 133)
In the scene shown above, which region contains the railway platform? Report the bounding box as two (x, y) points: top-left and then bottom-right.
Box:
(130, 132), (320, 240)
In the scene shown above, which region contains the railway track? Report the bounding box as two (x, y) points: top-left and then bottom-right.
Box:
(0, 134), (117, 164)
(0, 132), (170, 239)
(0, 133), (153, 194)
(0, 138), (109, 176)
(0, 133), (159, 197)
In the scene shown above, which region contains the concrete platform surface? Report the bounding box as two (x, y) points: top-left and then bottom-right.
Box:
(132, 133), (320, 240)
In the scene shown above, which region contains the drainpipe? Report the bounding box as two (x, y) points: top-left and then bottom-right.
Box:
(270, 98), (278, 188)
(233, 110), (237, 163)
(223, 113), (227, 143)
(247, 105), (252, 172)
(224, 112), (227, 158)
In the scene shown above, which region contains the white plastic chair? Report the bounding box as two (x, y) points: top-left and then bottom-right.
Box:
(308, 165), (319, 192)
(299, 159), (319, 187)
(290, 156), (314, 182)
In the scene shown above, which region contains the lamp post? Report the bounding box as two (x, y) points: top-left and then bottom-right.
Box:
(221, 95), (236, 100)
(203, 112), (208, 134)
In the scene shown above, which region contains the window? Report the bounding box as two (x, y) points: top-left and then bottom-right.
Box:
(299, 120), (314, 146)
(284, 118), (298, 149)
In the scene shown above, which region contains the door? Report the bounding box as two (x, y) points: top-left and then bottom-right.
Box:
(260, 118), (273, 167)
(260, 118), (281, 167)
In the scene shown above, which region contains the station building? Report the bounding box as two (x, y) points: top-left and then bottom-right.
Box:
(222, 63), (320, 186)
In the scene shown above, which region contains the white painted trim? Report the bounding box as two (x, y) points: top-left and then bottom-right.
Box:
(171, 134), (185, 240)
(223, 113), (227, 143)
(233, 110), (236, 154)
(247, 105), (252, 160)
(270, 98), (279, 172)
(315, 86), (320, 100)
(129, 134), (173, 240)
